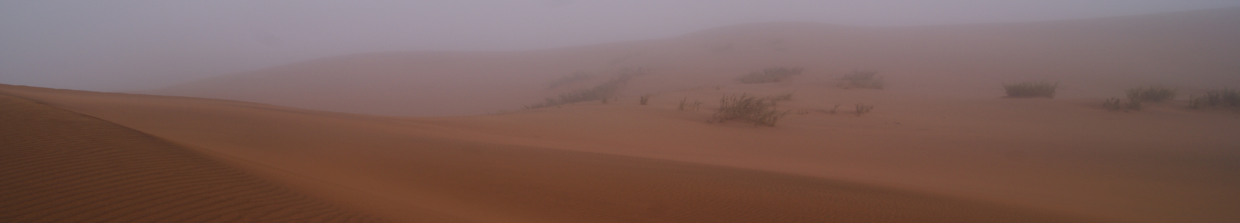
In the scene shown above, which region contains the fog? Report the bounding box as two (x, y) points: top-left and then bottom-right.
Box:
(2, 0), (1237, 91)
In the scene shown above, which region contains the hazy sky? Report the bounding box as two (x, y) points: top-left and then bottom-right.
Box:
(3, 0), (1238, 91)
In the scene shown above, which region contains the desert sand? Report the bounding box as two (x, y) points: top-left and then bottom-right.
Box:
(0, 92), (387, 222)
(4, 6), (1240, 223)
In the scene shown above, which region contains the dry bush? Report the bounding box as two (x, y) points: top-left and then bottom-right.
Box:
(737, 67), (803, 84)
(710, 94), (790, 126)
(854, 103), (874, 116)
(1190, 88), (1240, 109)
(1127, 86), (1177, 102)
(839, 71), (884, 89)
(527, 68), (648, 109)
(1003, 81), (1058, 98)
(640, 95), (651, 105)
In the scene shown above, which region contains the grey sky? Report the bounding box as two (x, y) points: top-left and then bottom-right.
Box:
(2, 0), (1238, 91)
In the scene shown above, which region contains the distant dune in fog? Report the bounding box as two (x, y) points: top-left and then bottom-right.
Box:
(143, 7), (1240, 117)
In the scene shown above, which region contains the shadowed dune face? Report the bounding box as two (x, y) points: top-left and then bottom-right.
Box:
(0, 93), (387, 223)
(145, 7), (1240, 117)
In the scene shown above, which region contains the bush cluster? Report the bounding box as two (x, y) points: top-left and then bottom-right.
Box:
(527, 68), (648, 109)
(710, 94), (790, 126)
(1189, 88), (1240, 109)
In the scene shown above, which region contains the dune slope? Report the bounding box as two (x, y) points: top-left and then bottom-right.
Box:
(1, 85), (1118, 223)
(0, 92), (387, 223)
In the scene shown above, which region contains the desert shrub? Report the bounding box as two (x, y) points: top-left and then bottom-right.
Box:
(1211, 88), (1240, 107)
(1003, 81), (1058, 98)
(828, 104), (841, 114)
(839, 71), (884, 89)
(710, 94), (790, 126)
(737, 67), (803, 84)
(1191, 88), (1240, 109)
(546, 71), (593, 89)
(640, 95), (651, 105)
(527, 68), (648, 109)
(854, 103), (874, 116)
(1127, 86), (1177, 102)
(678, 97), (703, 111)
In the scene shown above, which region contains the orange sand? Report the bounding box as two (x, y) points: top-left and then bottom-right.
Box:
(0, 93), (387, 222)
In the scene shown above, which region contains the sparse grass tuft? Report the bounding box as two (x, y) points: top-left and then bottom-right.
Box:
(839, 71), (884, 89)
(854, 103), (874, 116)
(710, 94), (790, 126)
(1127, 86), (1177, 103)
(1003, 81), (1058, 98)
(737, 67), (803, 84)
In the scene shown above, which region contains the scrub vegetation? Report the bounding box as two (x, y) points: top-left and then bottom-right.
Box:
(527, 68), (648, 109)
(710, 93), (790, 126)
(1189, 88), (1240, 109)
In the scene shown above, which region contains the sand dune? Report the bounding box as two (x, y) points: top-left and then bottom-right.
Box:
(2, 84), (1133, 223)
(10, 74), (1240, 223)
(145, 7), (1240, 117)
(0, 92), (387, 222)
(6, 6), (1240, 223)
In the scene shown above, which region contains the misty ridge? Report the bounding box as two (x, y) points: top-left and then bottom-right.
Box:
(126, 6), (1240, 117)
(2, 1), (1239, 93)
